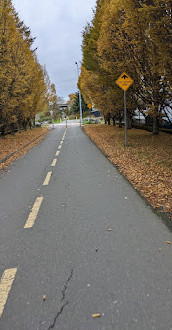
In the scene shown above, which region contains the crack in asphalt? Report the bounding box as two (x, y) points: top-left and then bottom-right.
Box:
(47, 269), (73, 329)
(48, 302), (68, 330)
(62, 269), (73, 301)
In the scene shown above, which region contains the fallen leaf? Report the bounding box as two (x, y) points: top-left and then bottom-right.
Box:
(158, 248), (162, 252)
(0, 128), (48, 171)
(95, 248), (98, 252)
(43, 295), (46, 301)
(166, 241), (171, 245)
(107, 228), (112, 231)
(92, 314), (101, 318)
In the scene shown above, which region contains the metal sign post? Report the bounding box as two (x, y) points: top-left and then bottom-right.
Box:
(116, 72), (134, 147)
(88, 103), (92, 124)
(124, 91), (127, 147)
(75, 62), (82, 127)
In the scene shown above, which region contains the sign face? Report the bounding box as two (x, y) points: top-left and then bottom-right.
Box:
(88, 103), (92, 109)
(116, 72), (133, 91)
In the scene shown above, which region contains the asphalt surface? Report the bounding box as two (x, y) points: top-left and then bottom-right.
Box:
(0, 126), (172, 330)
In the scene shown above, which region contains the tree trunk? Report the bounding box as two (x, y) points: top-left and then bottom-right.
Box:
(1, 125), (5, 138)
(32, 117), (36, 128)
(153, 116), (159, 134)
(112, 116), (116, 126)
(29, 120), (32, 129)
(107, 113), (111, 125)
(11, 123), (15, 135)
(23, 121), (27, 131)
(127, 113), (132, 129)
(17, 121), (21, 133)
(119, 117), (122, 128)
(104, 116), (107, 124)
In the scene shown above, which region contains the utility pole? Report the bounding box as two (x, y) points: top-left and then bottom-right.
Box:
(75, 62), (82, 127)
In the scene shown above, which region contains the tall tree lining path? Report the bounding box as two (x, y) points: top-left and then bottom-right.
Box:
(0, 125), (172, 330)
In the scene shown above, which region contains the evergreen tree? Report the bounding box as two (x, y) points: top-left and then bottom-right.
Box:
(70, 92), (89, 114)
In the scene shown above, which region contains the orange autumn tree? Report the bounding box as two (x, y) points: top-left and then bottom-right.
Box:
(80, 0), (137, 126)
(0, 0), (49, 135)
(80, 0), (172, 133)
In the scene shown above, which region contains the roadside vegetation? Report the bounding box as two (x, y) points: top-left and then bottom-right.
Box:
(0, 0), (58, 136)
(79, 0), (172, 134)
(84, 124), (172, 219)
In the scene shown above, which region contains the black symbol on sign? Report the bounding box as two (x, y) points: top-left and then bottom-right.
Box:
(122, 74), (128, 79)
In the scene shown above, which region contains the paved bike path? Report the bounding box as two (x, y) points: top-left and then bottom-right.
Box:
(0, 126), (171, 330)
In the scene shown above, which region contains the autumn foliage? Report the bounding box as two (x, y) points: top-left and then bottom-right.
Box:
(0, 0), (55, 135)
(80, 0), (172, 134)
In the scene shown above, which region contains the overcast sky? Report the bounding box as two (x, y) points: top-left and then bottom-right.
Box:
(12, 0), (96, 100)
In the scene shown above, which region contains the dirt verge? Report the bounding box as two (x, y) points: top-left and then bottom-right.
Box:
(0, 127), (49, 170)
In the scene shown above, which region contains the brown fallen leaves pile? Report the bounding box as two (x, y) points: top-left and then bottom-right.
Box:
(84, 125), (172, 218)
(0, 127), (49, 170)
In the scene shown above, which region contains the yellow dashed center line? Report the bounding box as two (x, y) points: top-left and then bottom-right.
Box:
(0, 130), (67, 318)
(43, 171), (52, 186)
(51, 159), (57, 167)
(0, 268), (17, 318)
(24, 196), (43, 229)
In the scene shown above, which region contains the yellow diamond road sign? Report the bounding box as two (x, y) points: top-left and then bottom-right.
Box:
(88, 103), (92, 109)
(116, 72), (133, 91)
